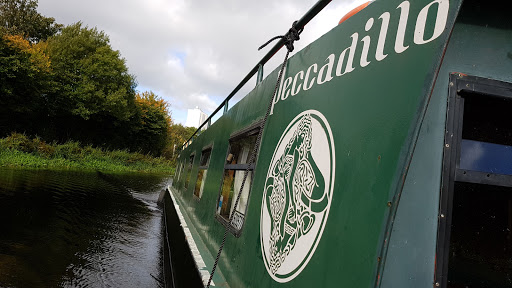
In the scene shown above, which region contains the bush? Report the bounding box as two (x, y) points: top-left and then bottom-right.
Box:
(32, 137), (55, 158)
(0, 134), (175, 173)
(54, 141), (83, 160)
(0, 132), (35, 152)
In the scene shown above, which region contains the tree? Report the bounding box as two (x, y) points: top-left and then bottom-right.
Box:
(45, 22), (137, 147)
(0, 0), (60, 137)
(0, 30), (53, 136)
(131, 91), (172, 155)
(163, 124), (197, 160)
(0, 0), (62, 42)
(3, 33), (50, 72)
(47, 22), (136, 121)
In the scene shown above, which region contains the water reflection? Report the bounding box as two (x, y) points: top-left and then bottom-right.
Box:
(0, 168), (170, 287)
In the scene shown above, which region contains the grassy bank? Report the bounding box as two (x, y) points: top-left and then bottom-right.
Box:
(0, 133), (175, 174)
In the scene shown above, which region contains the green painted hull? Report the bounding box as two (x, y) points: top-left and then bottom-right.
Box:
(165, 0), (512, 287)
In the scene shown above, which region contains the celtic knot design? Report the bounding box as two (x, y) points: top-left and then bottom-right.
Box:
(264, 114), (328, 275)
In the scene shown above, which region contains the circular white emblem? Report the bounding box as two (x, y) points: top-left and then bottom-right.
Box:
(260, 110), (335, 282)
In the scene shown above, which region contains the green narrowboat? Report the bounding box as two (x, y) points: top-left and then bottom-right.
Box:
(162, 0), (512, 287)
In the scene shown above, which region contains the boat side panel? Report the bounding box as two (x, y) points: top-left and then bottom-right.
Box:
(241, 0), (459, 287)
(175, 0), (461, 286)
(163, 189), (204, 287)
(172, 71), (278, 287)
(381, 2), (512, 287)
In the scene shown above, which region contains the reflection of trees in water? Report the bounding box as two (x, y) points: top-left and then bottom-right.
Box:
(0, 169), (168, 287)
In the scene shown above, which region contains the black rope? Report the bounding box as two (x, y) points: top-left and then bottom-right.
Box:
(206, 20), (300, 288)
(258, 20), (303, 52)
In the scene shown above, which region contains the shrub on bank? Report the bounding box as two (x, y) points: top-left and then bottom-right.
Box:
(0, 133), (175, 173)
(0, 133), (56, 158)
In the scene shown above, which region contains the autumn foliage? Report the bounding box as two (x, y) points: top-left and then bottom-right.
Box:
(132, 91), (172, 155)
(4, 34), (50, 72)
(0, 0), (188, 158)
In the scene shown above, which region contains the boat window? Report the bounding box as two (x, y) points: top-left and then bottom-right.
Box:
(436, 75), (512, 288)
(216, 126), (260, 234)
(194, 147), (212, 199)
(184, 153), (195, 190)
(460, 139), (512, 175)
(173, 161), (184, 188)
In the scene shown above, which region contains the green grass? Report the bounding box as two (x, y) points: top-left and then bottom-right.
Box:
(0, 133), (176, 174)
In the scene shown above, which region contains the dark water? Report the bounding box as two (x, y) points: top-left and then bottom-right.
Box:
(0, 168), (170, 287)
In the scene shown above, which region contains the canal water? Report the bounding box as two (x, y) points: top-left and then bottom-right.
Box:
(0, 168), (171, 287)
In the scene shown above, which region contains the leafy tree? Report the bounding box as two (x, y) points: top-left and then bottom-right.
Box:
(163, 124), (196, 160)
(47, 22), (136, 121)
(0, 0), (59, 137)
(0, 30), (53, 136)
(131, 91), (172, 155)
(0, 0), (62, 42)
(4, 33), (50, 71)
(45, 22), (137, 147)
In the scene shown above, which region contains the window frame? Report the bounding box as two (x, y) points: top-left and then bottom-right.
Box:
(193, 145), (213, 200)
(435, 74), (512, 287)
(215, 121), (262, 237)
(184, 152), (195, 190)
(174, 161), (184, 188)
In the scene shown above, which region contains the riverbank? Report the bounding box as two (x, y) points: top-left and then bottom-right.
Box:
(0, 133), (175, 173)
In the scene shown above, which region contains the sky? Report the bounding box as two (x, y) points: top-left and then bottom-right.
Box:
(37, 0), (367, 126)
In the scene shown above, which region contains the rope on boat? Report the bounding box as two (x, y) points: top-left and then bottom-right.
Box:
(258, 21), (303, 52)
(206, 21), (302, 288)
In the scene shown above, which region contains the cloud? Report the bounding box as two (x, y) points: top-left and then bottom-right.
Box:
(37, 0), (367, 124)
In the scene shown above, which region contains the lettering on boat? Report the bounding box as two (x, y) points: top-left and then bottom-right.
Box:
(261, 110), (335, 282)
(270, 0), (450, 115)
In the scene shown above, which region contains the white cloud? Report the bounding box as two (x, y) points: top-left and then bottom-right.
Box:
(37, 0), (367, 125)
